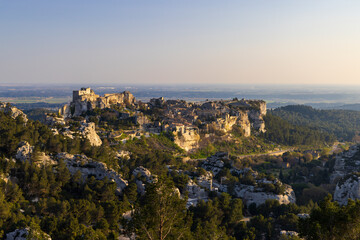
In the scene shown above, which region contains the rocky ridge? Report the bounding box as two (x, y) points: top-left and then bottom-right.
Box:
(0, 102), (28, 123)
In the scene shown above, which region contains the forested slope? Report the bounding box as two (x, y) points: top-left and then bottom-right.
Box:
(270, 105), (360, 141)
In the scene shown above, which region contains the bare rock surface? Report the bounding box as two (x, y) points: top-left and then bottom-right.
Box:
(132, 166), (155, 194)
(233, 184), (296, 207)
(79, 122), (102, 146)
(334, 174), (360, 205)
(15, 141), (33, 162)
(56, 152), (127, 193)
(0, 102), (28, 123)
(6, 228), (51, 240)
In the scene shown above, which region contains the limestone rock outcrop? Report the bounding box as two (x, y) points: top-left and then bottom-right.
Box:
(15, 141), (56, 166)
(334, 174), (360, 205)
(233, 183), (296, 207)
(215, 113), (251, 137)
(249, 109), (266, 133)
(45, 114), (65, 126)
(6, 228), (51, 240)
(15, 141), (33, 162)
(56, 152), (127, 193)
(79, 122), (102, 146)
(330, 145), (360, 183)
(132, 166), (155, 194)
(0, 102), (28, 123)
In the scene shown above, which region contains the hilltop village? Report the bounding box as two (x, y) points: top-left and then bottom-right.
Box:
(56, 87), (266, 151)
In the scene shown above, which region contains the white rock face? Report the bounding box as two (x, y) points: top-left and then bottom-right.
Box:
(132, 166), (155, 194)
(330, 145), (360, 183)
(15, 141), (33, 162)
(0, 103), (28, 123)
(334, 174), (360, 205)
(249, 109), (266, 133)
(6, 228), (51, 240)
(233, 184), (296, 207)
(15, 142), (56, 166)
(215, 113), (251, 137)
(56, 152), (127, 193)
(79, 122), (102, 146)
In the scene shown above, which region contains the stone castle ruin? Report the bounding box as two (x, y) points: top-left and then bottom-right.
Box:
(59, 87), (136, 117)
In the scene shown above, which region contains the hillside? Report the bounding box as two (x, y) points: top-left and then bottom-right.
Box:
(270, 105), (360, 141)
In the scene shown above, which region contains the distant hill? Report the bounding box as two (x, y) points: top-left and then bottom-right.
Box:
(263, 113), (335, 146)
(330, 103), (360, 111)
(270, 105), (360, 141)
(13, 102), (65, 111)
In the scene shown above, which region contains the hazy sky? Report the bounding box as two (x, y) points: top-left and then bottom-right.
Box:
(1, 1), (360, 85)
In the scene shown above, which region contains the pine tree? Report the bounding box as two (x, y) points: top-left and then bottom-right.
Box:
(128, 176), (191, 240)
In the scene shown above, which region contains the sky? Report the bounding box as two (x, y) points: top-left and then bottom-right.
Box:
(1, 0), (360, 85)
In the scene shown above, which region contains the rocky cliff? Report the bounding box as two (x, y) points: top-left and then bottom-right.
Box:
(215, 113), (251, 136)
(330, 145), (360, 183)
(334, 174), (360, 205)
(79, 122), (102, 146)
(58, 122), (102, 147)
(0, 102), (28, 123)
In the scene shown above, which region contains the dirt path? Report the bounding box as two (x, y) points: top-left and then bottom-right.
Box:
(237, 149), (292, 159)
